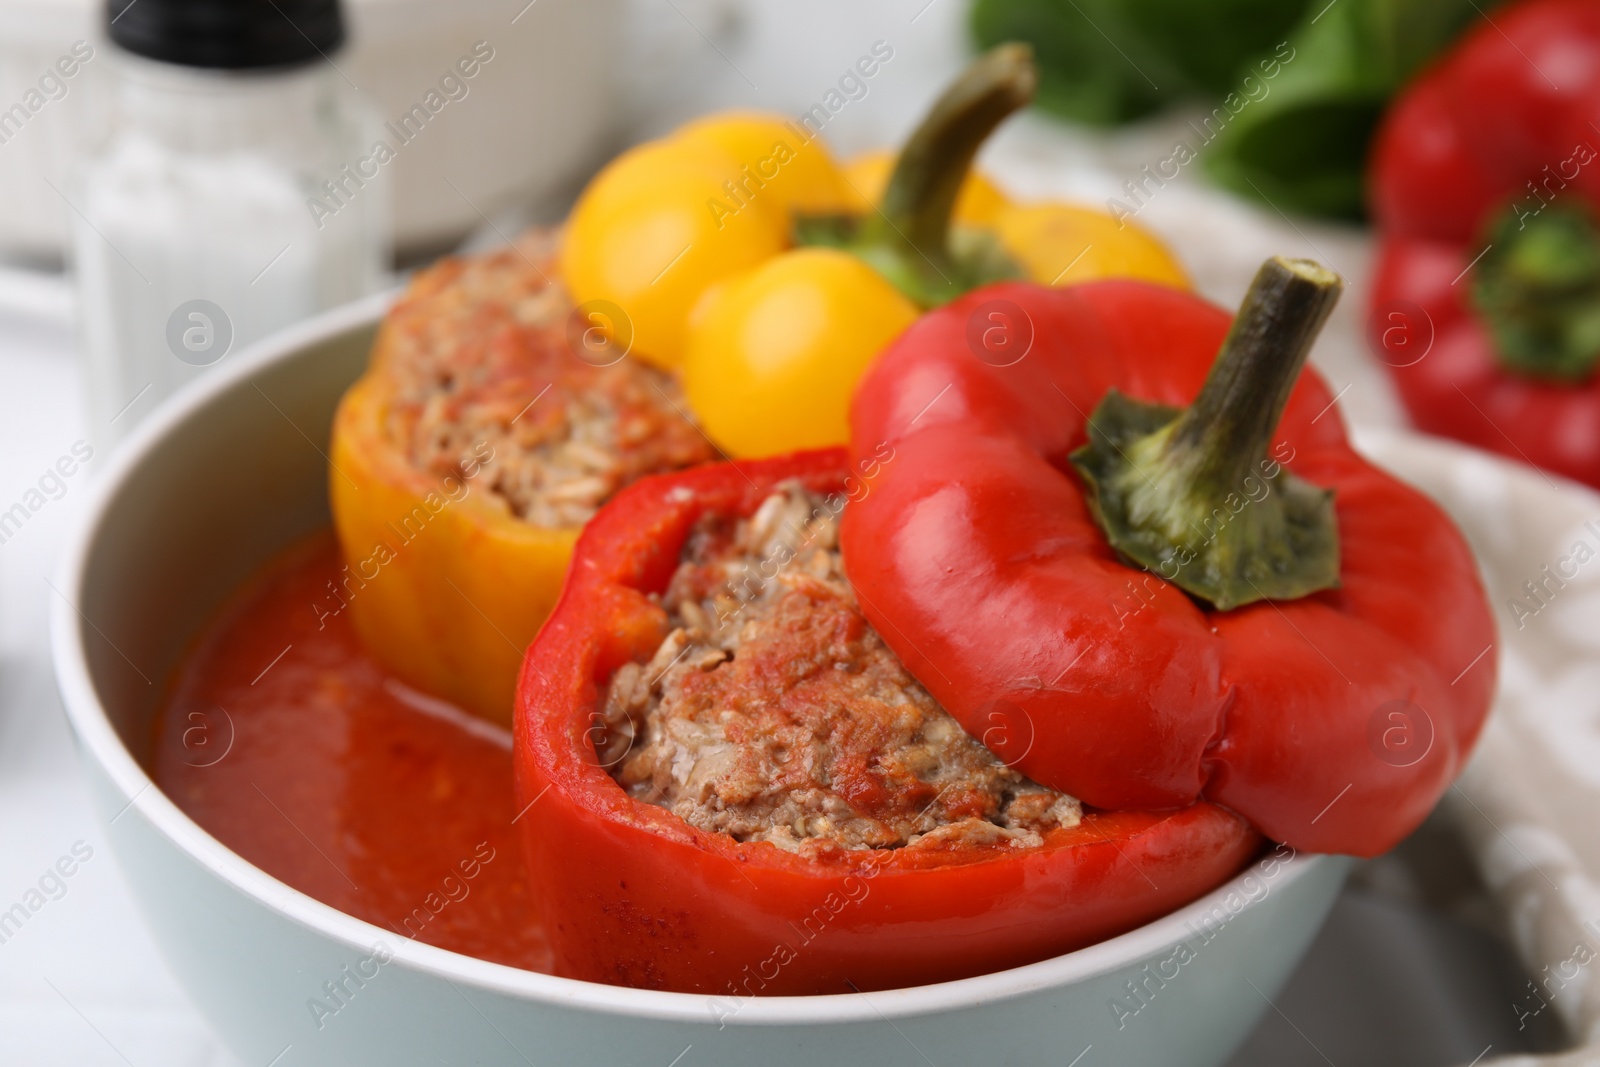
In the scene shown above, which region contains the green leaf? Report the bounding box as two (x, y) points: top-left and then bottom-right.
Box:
(970, 0), (1312, 125)
(1202, 0), (1491, 218)
(970, 0), (1167, 124)
(972, 0), (1496, 219)
(1121, 0), (1315, 94)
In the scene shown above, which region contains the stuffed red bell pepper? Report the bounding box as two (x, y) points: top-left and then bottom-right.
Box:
(843, 257), (1496, 857)
(1369, 0), (1600, 488)
(514, 451), (1259, 994)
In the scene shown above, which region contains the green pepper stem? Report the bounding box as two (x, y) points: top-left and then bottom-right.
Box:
(1069, 257), (1344, 611)
(1473, 202), (1600, 382)
(844, 43), (1034, 306)
(1169, 257), (1343, 494)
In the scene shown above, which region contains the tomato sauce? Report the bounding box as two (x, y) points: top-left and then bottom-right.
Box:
(152, 531), (551, 972)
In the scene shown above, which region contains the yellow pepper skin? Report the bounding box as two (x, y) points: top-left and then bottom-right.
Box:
(841, 154), (1185, 289)
(563, 44), (1191, 460)
(330, 370), (576, 726)
(994, 201), (1189, 289)
(561, 139), (794, 370)
(843, 148), (1009, 226)
(677, 112), (856, 215)
(682, 248), (919, 457)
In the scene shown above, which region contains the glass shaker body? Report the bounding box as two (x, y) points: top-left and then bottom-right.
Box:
(75, 53), (389, 443)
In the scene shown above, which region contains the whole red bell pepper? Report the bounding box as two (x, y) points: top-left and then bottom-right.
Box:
(513, 450), (1260, 994)
(843, 258), (1496, 857)
(1369, 0), (1600, 488)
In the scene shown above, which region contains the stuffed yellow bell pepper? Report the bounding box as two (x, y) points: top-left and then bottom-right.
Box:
(329, 240), (716, 724)
(561, 43), (1189, 458)
(330, 376), (573, 726)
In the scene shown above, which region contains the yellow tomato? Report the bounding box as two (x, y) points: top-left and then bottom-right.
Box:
(676, 111), (855, 215)
(682, 247), (919, 457)
(843, 149), (1010, 226)
(561, 139), (790, 369)
(993, 201), (1189, 289)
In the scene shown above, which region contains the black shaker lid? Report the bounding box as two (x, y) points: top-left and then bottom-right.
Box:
(107, 0), (345, 70)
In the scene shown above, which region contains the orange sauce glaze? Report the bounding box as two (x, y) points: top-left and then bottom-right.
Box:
(152, 531), (551, 972)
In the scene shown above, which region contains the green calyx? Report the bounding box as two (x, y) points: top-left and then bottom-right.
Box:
(1069, 257), (1344, 611)
(794, 43), (1035, 307)
(1472, 202), (1600, 383)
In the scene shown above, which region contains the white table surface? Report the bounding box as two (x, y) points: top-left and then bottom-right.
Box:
(0, 272), (243, 1065)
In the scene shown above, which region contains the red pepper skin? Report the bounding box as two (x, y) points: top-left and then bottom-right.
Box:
(844, 279), (1495, 858)
(513, 451), (1260, 994)
(1370, 0), (1600, 487)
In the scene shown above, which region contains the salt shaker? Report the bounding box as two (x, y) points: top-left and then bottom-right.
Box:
(75, 0), (389, 445)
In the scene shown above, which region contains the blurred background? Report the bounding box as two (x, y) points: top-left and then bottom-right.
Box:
(5, 0), (1466, 452)
(0, 0), (1579, 1063)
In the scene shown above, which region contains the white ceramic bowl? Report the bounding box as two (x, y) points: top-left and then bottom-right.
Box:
(51, 295), (1351, 1067)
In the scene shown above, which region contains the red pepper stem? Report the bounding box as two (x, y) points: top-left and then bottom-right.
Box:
(1068, 257), (1344, 611)
(1169, 257), (1343, 496)
(852, 43), (1035, 305)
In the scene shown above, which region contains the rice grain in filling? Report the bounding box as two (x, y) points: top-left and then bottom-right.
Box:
(601, 483), (1081, 856)
(377, 230), (716, 528)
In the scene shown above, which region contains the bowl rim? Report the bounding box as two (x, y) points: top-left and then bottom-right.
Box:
(51, 292), (1341, 1027)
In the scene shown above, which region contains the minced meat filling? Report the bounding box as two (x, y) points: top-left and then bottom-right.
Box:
(600, 484), (1081, 855)
(379, 230), (716, 528)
